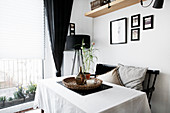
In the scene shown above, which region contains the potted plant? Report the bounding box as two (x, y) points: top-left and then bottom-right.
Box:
(26, 82), (37, 101)
(5, 97), (13, 107)
(81, 40), (98, 79)
(0, 96), (6, 108)
(13, 85), (25, 105)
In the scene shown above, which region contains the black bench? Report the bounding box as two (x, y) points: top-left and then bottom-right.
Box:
(94, 64), (160, 107)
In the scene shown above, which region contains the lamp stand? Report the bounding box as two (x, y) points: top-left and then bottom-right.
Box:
(71, 49), (85, 75)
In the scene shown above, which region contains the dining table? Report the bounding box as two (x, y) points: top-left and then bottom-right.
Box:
(34, 75), (151, 113)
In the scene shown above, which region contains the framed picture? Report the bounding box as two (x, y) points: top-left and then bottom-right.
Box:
(69, 23), (75, 35)
(131, 28), (140, 41)
(110, 18), (127, 44)
(131, 14), (140, 28)
(143, 15), (154, 30)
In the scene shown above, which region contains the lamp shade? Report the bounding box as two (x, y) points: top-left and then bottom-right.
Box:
(65, 35), (90, 50)
(153, 0), (164, 8)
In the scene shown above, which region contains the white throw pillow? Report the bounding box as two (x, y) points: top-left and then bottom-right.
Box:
(118, 64), (148, 90)
(97, 67), (123, 85)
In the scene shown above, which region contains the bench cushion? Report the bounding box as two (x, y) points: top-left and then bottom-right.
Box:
(118, 64), (148, 90)
(97, 67), (123, 85)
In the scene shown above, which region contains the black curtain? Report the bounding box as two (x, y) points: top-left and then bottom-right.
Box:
(44, 0), (74, 77)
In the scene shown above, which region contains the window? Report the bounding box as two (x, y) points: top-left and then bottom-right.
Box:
(0, 0), (44, 59)
(0, 0), (44, 102)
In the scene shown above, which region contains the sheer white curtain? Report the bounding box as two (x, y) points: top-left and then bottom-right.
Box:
(0, 0), (44, 59)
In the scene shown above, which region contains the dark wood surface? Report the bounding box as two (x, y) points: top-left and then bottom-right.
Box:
(14, 108), (33, 113)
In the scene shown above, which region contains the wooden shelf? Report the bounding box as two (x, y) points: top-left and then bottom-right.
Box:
(85, 0), (144, 18)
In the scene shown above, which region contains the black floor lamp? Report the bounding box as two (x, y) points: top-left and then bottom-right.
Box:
(65, 35), (90, 75)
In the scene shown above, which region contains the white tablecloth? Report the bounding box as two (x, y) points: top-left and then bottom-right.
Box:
(34, 76), (151, 113)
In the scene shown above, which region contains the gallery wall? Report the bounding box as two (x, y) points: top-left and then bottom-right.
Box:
(93, 1), (170, 113)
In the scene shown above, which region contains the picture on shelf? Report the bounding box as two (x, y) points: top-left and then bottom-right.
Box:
(131, 28), (140, 41)
(131, 14), (140, 28)
(143, 15), (154, 30)
(110, 18), (127, 44)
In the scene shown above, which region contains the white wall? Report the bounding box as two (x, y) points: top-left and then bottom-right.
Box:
(70, 0), (93, 35)
(93, 1), (170, 113)
(63, 0), (93, 76)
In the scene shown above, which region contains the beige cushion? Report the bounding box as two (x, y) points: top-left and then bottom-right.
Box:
(118, 64), (148, 90)
(97, 67), (123, 86)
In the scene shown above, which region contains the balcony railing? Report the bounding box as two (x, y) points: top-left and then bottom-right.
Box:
(0, 59), (43, 89)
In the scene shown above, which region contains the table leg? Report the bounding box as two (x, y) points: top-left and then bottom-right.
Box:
(41, 109), (44, 113)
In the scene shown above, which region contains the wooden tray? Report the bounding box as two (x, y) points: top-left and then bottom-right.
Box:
(62, 77), (102, 90)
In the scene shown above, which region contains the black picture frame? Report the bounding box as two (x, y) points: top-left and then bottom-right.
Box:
(110, 18), (127, 44)
(131, 28), (140, 41)
(143, 15), (154, 30)
(69, 23), (75, 35)
(131, 14), (140, 28)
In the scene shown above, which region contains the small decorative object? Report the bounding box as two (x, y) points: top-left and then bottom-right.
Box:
(107, 0), (112, 9)
(131, 28), (140, 41)
(69, 23), (75, 35)
(84, 72), (91, 80)
(140, 0), (164, 9)
(90, 0), (106, 10)
(81, 40), (98, 74)
(76, 66), (86, 85)
(131, 14), (140, 28)
(86, 79), (95, 85)
(62, 77), (102, 90)
(110, 18), (127, 44)
(143, 15), (154, 30)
